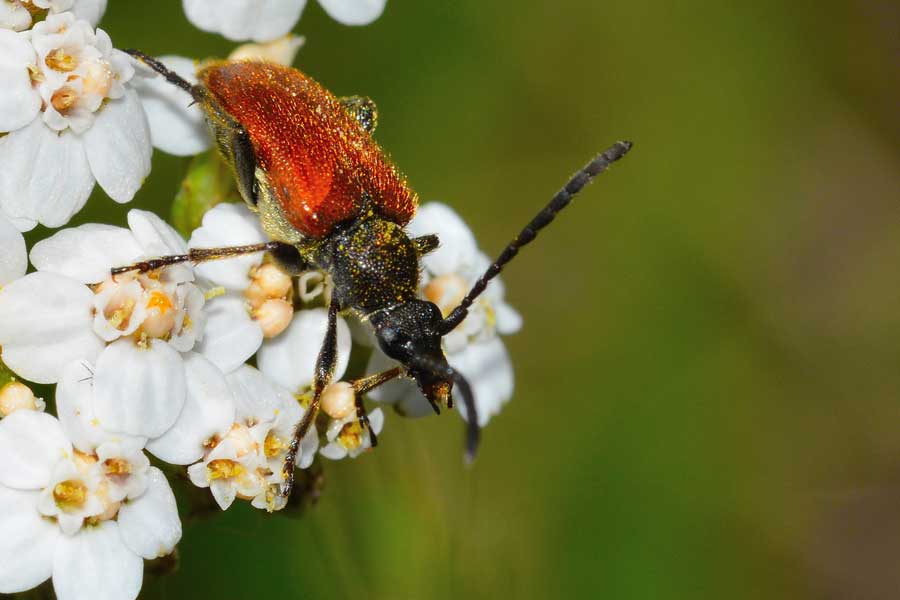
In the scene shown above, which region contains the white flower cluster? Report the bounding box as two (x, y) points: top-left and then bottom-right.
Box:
(0, 6), (149, 232)
(0, 1), (523, 598)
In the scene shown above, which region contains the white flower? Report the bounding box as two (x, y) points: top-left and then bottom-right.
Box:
(319, 406), (383, 460)
(189, 203), (298, 372)
(182, 0), (385, 42)
(0, 410), (181, 599)
(0, 212), (26, 286)
(182, 364), (318, 511)
(132, 36), (302, 156)
(257, 306), (352, 394)
(0, 210), (220, 440)
(0, 14), (150, 231)
(366, 202), (520, 427)
(0, 0), (107, 31)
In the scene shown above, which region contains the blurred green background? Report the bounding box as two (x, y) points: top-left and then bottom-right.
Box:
(54, 1), (900, 598)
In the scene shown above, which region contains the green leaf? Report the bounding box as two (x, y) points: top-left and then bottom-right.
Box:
(170, 150), (242, 238)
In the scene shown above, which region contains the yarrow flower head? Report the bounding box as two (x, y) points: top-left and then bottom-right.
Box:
(182, 0), (386, 42)
(0, 409), (180, 600)
(0, 12), (150, 231)
(0, 0), (106, 32)
(0, 209), (259, 441)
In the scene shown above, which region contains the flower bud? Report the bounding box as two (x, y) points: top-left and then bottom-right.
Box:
(321, 382), (356, 420)
(0, 381), (43, 416)
(255, 298), (293, 338)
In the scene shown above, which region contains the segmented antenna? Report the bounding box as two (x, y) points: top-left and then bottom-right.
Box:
(440, 140), (633, 334)
(125, 49), (198, 97)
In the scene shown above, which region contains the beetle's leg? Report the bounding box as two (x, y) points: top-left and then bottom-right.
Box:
(339, 96), (378, 134)
(110, 241), (300, 276)
(346, 366), (403, 448)
(281, 295), (341, 498)
(411, 234), (439, 256)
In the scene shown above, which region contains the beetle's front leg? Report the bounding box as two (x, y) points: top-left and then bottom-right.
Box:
(110, 241), (301, 276)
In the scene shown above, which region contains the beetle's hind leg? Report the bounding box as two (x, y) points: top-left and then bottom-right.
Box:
(110, 241), (302, 277)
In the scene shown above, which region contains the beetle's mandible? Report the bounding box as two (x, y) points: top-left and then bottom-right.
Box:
(114, 50), (633, 499)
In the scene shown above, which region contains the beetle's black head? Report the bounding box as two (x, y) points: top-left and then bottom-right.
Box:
(370, 299), (480, 460)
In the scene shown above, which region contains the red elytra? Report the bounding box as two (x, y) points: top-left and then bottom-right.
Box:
(200, 61), (418, 239)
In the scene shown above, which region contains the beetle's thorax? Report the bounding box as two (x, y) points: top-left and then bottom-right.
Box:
(315, 215), (419, 316)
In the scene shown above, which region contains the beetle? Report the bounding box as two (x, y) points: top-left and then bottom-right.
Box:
(115, 50), (632, 498)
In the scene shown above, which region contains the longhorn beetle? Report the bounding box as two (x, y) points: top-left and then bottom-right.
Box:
(115, 51), (632, 499)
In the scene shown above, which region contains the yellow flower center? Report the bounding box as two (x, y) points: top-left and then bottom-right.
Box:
(53, 479), (87, 511)
(146, 290), (174, 314)
(207, 459), (245, 480)
(338, 421), (364, 450)
(264, 432), (286, 458)
(50, 87), (78, 113)
(104, 458), (132, 478)
(45, 48), (78, 72)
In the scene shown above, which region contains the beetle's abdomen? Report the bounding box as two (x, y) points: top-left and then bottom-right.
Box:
(200, 61), (417, 239)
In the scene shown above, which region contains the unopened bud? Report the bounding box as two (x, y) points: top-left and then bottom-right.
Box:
(321, 381), (356, 420)
(0, 382), (43, 416)
(254, 263), (293, 299)
(255, 298), (293, 338)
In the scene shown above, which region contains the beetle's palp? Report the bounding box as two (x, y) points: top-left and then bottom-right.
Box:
(408, 353), (480, 463)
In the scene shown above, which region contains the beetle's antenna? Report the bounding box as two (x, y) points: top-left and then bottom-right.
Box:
(409, 354), (480, 462)
(439, 140), (633, 334)
(124, 49), (199, 98)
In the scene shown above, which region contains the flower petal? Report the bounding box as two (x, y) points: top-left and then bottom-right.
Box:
(194, 294), (262, 373)
(0, 272), (103, 384)
(190, 203), (266, 289)
(450, 337), (513, 427)
(0, 29), (40, 132)
(183, 0), (307, 43)
(0, 213), (26, 286)
(82, 89), (151, 204)
(56, 360), (147, 453)
(147, 353), (235, 464)
(71, 0), (108, 27)
(0, 486), (59, 594)
(52, 521), (143, 600)
(93, 339), (186, 438)
(0, 3), (32, 31)
(132, 55), (209, 156)
(0, 118), (95, 229)
(226, 364), (290, 422)
(126, 208), (189, 256)
(118, 467), (181, 559)
(406, 202), (478, 276)
(317, 0), (386, 25)
(0, 411), (71, 490)
(30, 224), (143, 284)
(257, 307), (350, 393)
